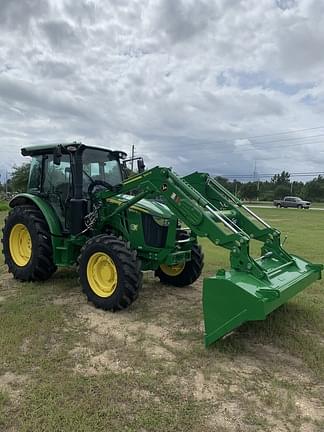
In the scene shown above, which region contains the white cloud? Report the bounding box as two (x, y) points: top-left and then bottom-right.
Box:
(0, 0), (323, 181)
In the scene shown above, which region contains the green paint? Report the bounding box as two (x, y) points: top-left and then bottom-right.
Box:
(12, 148), (322, 346)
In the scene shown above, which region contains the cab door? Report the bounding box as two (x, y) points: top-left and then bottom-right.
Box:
(42, 154), (72, 230)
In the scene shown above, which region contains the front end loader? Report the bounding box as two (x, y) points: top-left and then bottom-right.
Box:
(2, 143), (322, 346)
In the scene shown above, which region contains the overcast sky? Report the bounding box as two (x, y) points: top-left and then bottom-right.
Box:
(0, 0), (324, 181)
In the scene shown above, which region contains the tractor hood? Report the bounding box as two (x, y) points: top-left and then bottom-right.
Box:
(106, 194), (174, 218)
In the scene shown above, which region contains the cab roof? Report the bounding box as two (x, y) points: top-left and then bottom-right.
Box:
(21, 142), (127, 159)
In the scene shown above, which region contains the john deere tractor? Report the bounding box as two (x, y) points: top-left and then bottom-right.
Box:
(2, 143), (322, 346)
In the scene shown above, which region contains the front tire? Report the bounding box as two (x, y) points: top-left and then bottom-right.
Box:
(2, 205), (57, 281)
(77, 234), (142, 311)
(156, 241), (204, 287)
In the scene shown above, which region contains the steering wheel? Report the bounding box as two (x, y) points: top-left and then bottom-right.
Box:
(88, 180), (115, 195)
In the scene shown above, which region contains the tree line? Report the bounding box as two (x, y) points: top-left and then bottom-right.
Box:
(216, 170), (324, 201)
(1, 164), (324, 202)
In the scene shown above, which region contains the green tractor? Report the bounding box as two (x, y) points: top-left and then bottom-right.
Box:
(2, 143), (322, 346)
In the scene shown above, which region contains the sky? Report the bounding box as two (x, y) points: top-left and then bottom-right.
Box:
(0, 0), (324, 182)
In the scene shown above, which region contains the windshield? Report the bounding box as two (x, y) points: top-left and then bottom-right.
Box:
(82, 148), (122, 190)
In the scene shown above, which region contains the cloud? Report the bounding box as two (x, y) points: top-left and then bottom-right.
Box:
(0, 0), (324, 182)
(41, 19), (83, 50)
(0, 0), (49, 30)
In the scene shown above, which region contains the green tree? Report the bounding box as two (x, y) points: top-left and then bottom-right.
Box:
(273, 184), (290, 199)
(303, 175), (324, 201)
(271, 171), (290, 185)
(240, 182), (258, 200)
(10, 163), (30, 193)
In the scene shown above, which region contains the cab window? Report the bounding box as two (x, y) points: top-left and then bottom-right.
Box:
(82, 148), (122, 193)
(28, 156), (42, 192)
(43, 154), (71, 198)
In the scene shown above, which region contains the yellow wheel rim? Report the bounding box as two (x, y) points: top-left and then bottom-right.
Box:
(160, 262), (185, 277)
(9, 223), (32, 267)
(86, 252), (118, 298)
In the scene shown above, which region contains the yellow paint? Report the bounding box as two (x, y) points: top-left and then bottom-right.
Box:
(9, 224), (32, 267)
(86, 252), (118, 297)
(160, 262), (185, 277)
(106, 197), (149, 213)
(107, 197), (124, 205)
(123, 176), (142, 184)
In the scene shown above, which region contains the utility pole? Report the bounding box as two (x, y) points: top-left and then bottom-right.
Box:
(253, 160), (260, 201)
(5, 169), (8, 195)
(131, 145), (135, 172)
(257, 179), (260, 201)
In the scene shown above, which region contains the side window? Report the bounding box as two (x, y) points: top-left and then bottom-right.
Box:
(43, 154), (71, 199)
(104, 160), (122, 185)
(84, 162), (100, 178)
(28, 156), (42, 192)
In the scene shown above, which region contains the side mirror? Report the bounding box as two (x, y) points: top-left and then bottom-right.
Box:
(137, 158), (145, 173)
(53, 146), (62, 165)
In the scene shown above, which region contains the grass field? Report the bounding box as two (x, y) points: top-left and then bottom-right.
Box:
(0, 207), (323, 431)
(0, 201), (9, 212)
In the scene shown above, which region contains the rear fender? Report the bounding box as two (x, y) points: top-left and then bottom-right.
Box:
(9, 193), (62, 242)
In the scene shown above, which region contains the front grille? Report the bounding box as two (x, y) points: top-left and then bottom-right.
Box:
(141, 214), (168, 248)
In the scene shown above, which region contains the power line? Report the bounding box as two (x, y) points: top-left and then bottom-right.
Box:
(231, 126), (324, 140)
(190, 126), (324, 147)
(188, 134), (324, 155)
(217, 171), (324, 179)
(234, 133), (324, 146)
(229, 139), (324, 154)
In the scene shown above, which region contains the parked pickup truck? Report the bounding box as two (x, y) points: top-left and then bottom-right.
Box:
(273, 196), (311, 209)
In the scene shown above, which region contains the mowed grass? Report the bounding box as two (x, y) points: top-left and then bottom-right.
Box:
(0, 208), (323, 431)
(0, 201), (9, 212)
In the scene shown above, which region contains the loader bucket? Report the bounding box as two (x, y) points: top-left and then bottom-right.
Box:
(203, 255), (322, 346)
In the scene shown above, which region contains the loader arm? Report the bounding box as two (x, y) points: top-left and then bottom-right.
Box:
(98, 166), (293, 279)
(97, 166), (322, 346)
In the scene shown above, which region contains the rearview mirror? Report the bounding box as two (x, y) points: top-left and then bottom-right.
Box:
(137, 158), (145, 173)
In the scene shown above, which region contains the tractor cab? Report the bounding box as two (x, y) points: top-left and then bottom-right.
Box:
(22, 143), (129, 233)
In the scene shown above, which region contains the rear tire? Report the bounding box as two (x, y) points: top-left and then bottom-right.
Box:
(297, 204), (302, 209)
(2, 205), (57, 281)
(77, 234), (142, 311)
(156, 235), (204, 287)
(276, 204), (281, 208)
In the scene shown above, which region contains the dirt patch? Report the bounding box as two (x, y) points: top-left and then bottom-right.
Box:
(144, 344), (176, 361)
(79, 305), (189, 351)
(193, 371), (215, 401)
(52, 293), (82, 306)
(71, 345), (134, 376)
(0, 271), (13, 284)
(295, 396), (324, 421)
(249, 344), (313, 385)
(20, 338), (31, 354)
(0, 372), (28, 403)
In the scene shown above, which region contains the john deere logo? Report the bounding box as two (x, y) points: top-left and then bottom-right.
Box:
(161, 184), (168, 192)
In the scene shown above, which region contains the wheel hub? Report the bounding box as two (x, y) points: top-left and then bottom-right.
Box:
(9, 223), (32, 267)
(86, 252), (118, 297)
(160, 262), (185, 277)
